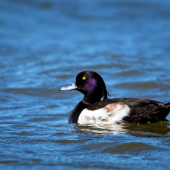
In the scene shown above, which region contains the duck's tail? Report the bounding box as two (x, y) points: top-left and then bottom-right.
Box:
(165, 102), (170, 110)
(161, 102), (170, 120)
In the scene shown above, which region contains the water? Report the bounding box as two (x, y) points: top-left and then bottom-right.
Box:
(0, 0), (170, 169)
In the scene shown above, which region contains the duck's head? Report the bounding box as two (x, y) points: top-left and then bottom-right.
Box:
(60, 71), (108, 104)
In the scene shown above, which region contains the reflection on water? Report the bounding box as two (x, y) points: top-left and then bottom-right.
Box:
(124, 121), (170, 137)
(0, 0), (170, 169)
(78, 124), (127, 135)
(77, 121), (170, 136)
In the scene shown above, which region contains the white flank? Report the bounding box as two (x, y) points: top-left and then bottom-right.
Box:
(78, 104), (130, 125)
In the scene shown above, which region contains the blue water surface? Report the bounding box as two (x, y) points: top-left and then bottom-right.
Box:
(0, 0), (170, 170)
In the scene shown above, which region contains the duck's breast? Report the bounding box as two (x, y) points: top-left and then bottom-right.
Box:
(78, 103), (130, 124)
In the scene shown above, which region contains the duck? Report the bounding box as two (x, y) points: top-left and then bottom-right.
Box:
(59, 71), (170, 124)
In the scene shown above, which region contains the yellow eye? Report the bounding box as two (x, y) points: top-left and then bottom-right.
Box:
(82, 76), (86, 80)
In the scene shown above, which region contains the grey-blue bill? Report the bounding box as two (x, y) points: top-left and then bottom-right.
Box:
(59, 83), (77, 91)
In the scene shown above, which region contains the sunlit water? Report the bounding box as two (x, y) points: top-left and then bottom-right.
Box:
(0, 0), (170, 169)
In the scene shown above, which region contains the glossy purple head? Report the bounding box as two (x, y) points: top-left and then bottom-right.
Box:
(60, 71), (108, 103)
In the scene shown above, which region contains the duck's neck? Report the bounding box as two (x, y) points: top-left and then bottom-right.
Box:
(69, 100), (91, 123)
(83, 85), (103, 104)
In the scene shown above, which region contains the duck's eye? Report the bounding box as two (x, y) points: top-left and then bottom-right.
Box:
(82, 76), (86, 80)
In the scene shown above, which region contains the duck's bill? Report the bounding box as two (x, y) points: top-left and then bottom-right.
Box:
(59, 83), (77, 91)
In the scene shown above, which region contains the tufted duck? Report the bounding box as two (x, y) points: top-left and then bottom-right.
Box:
(60, 71), (170, 124)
